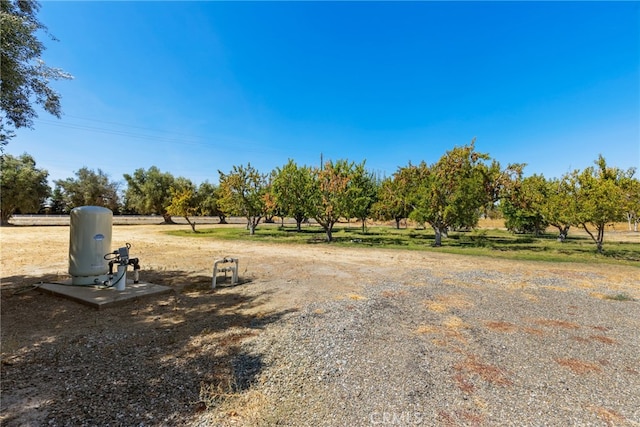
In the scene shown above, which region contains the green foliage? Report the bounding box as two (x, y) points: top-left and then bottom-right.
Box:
(123, 166), (176, 223)
(501, 174), (548, 235)
(373, 164), (422, 229)
(603, 293), (635, 302)
(168, 224), (640, 266)
(409, 141), (490, 246)
(271, 159), (315, 231)
(538, 176), (575, 241)
(346, 162), (379, 232)
(218, 163), (267, 235)
(54, 167), (119, 212)
(198, 181), (227, 223)
(0, 0), (73, 145)
(621, 176), (640, 231)
(309, 159), (358, 242)
(166, 179), (198, 232)
(570, 155), (634, 253)
(0, 152), (50, 224)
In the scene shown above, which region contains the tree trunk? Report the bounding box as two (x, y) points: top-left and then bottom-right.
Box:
(218, 215), (227, 224)
(582, 223), (605, 253)
(395, 217), (401, 230)
(556, 225), (570, 242)
(361, 217), (366, 233)
(185, 216), (197, 233)
(162, 213), (175, 224)
(325, 227), (333, 242)
(433, 225), (443, 247)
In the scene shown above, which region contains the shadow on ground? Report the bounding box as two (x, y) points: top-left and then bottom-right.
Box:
(1, 270), (295, 426)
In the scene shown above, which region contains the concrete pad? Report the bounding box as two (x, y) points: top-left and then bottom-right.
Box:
(38, 280), (173, 310)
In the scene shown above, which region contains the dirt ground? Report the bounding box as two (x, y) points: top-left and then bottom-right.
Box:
(1, 223), (639, 425)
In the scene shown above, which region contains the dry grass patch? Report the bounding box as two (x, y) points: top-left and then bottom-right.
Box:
(484, 320), (518, 332)
(423, 294), (473, 313)
(554, 358), (602, 374)
(455, 355), (512, 386)
(534, 318), (580, 329)
(588, 335), (617, 345)
(587, 405), (626, 426)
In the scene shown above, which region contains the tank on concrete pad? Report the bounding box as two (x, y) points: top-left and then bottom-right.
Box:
(69, 206), (113, 285)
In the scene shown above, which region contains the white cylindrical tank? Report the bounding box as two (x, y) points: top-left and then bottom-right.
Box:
(69, 206), (113, 285)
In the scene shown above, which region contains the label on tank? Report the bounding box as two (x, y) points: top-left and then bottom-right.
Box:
(94, 234), (104, 241)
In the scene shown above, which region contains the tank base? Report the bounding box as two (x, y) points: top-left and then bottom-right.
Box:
(71, 274), (109, 286)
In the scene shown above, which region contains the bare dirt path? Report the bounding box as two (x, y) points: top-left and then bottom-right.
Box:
(1, 224), (639, 426)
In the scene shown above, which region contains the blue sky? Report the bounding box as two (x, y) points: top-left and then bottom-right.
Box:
(8, 1), (640, 187)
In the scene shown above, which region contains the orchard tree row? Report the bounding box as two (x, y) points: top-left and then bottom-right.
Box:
(1, 142), (638, 252)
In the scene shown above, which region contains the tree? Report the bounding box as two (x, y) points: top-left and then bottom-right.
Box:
(1, 0), (73, 146)
(346, 162), (379, 232)
(372, 166), (420, 229)
(123, 166), (176, 223)
(0, 152), (50, 225)
(218, 163), (267, 235)
(409, 142), (490, 246)
(500, 174), (548, 235)
(539, 176), (575, 241)
(570, 155), (635, 253)
(166, 178), (198, 232)
(271, 159), (315, 231)
(48, 185), (65, 214)
(621, 176), (640, 232)
(198, 181), (228, 224)
(54, 167), (120, 212)
(309, 159), (356, 242)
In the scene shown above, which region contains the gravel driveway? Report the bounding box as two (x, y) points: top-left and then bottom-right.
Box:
(1, 224), (639, 426)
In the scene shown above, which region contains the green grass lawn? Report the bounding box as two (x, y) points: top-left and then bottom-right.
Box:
(166, 223), (640, 266)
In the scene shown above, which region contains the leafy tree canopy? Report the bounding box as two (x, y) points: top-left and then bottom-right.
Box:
(0, 152), (50, 224)
(54, 167), (119, 212)
(271, 159), (315, 231)
(123, 166), (176, 223)
(218, 163), (267, 235)
(1, 0), (72, 146)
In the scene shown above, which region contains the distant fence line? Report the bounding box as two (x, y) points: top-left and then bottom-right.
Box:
(8, 215), (304, 226)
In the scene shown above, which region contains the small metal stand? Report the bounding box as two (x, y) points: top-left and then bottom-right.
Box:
(212, 257), (239, 289)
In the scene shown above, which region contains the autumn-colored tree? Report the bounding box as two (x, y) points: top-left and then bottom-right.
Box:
(309, 159), (356, 242)
(166, 178), (198, 232)
(218, 163), (267, 235)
